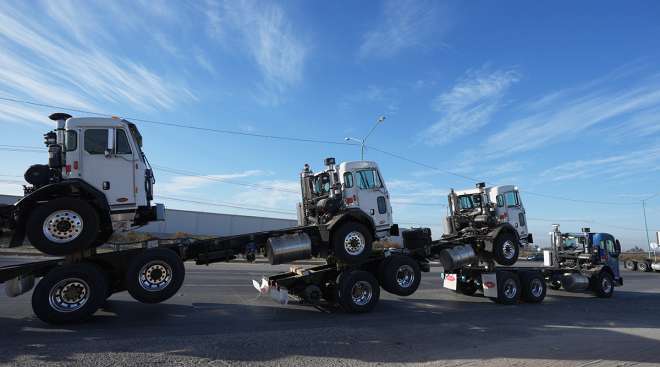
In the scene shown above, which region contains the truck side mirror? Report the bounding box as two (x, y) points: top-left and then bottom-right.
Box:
(105, 128), (114, 158)
(614, 239), (621, 256)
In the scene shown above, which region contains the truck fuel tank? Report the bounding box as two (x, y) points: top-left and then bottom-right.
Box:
(560, 273), (590, 292)
(439, 245), (477, 272)
(267, 232), (312, 265)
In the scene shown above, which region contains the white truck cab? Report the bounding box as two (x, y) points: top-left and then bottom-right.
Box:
(337, 161), (393, 232)
(452, 184), (530, 245)
(6, 113), (163, 256)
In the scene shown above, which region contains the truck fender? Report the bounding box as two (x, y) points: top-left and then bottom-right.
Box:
(12, 179), (112, 244)
(324, 209), (376, 243)
(483, 223), (519, 253)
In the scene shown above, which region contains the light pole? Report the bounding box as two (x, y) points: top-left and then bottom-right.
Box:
(641, 192), (659, 257)
(345, 115), (386, 160)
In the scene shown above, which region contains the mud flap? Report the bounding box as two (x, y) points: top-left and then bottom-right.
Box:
(441, 272), (458, 290)
(5, 275), (35, 297)
(481, 272), (498, 298)
(252, 277), (288, 305)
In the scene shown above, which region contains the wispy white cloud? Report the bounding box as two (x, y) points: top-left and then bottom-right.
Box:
(540, 146), (660, 182)
(475, 70), (660, 160)
(194, 49), (217, 75)
(205, 0), (306, 105)
(420, 67), (520, 146)
(359, 0), (449, 60)
(0, 1), (193, 124)
(232, 180), (300, 209)
(157, 170), (267, 194)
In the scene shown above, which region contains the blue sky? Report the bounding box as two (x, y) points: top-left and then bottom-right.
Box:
(1, 0), (660, 248)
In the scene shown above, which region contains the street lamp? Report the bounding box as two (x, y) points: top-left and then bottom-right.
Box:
(642, 193), (659, 257)
(345, 115), (386, 160)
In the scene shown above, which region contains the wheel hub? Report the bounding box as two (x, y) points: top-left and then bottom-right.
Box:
(48, 278), (90, 312)
(601, 277), (612, 293)
(396, 265), (415, 288)
(139, 261), (172, 291)
(502, 241), (516, 260)
(503, 278), (517, 299)
(530, 278), (544, 297)
(344, 231), (366, 256)
(351, 280), (373, 306)
(43, 210), (83, 244)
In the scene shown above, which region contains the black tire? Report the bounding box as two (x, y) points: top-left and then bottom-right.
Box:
(520, 271), (546, 303)
(380, 255), (421, 296)
(26, 198), (100, 256)
(457, 279), (478, 296)
(624, 259), (636, 270)
(125, 248), (185, 304)
(337, 270), (380, 313)
(32, 263), (107, 324)
(331, 222), (373, 264)
(637, 260), (650, 272)
(492, 232), (520, 266)
(489, 271), (521, 305)
(592, 271), (614, 298)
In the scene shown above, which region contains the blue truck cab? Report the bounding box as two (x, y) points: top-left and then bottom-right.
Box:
(559, 229), (623, 286)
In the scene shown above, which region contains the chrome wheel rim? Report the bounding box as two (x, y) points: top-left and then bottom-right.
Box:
(43, 210), (83, 243)
(396, 265), (415, 288)
(502, 241), (516, 260)
(48, 278), (90, 313)
(601, 277), (612, 294)
(344, 231), (366, 256)
(530, 278), (544, 298)
(139, 261), (173, 292)
(351, 280), (373, 306)
(503, 278), (517, 299)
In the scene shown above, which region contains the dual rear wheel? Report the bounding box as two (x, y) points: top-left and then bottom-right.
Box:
(31, 248), (185, 324)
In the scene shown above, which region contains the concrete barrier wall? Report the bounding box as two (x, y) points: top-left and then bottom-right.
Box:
(0, 194), (297, 236)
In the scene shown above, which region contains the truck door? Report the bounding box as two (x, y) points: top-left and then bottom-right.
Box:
(601, 234), (621, 279)
(81, 128), (136, 208)
(502, 191), (529, 241)
(355, 168), (392, 231)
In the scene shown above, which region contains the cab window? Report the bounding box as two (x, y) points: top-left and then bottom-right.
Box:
(84, 129), (107, 154)
(504, 191), (519, 207)
(605, 239), (615, 254)
(496, 195), (504, 207)
(343, 172), (354, 188)
(458, 196), (474, 209)
(65, 130), (77, 151)
(116, 129), (132, 155)
(357, 169), (382, 189)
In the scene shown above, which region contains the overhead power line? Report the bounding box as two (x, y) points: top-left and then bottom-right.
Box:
(0, 96), (357, 147)
(0, 96), (647, 207)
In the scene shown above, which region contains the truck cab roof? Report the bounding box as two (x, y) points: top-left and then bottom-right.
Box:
(338, 161), (379, 171)
(65, 117), (133, 130)
(454, 185), (517, 196)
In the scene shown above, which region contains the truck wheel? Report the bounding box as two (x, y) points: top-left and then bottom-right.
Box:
(592, 271), (614, 298)
(26, 198), (100, 256)
(624, 260), (637, 271)
(31, 263), (107, 324)
(337, 270), (380, 313)
(637, 260), (650, 272)
(549, 281), (562, 290)
(492, 232), (519, 266)
(380, 255), (421, 296)
(490, 271), (520, 305)
(332, 222), (373, 264)
(125, 248), (185, 304)
(520, 271), (546, 303)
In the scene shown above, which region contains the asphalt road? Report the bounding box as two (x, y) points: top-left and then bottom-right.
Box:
(1, 257), (659, 367)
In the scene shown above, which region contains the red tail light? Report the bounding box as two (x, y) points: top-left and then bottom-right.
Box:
(73, 161), (78, 170)
(65, 164), (71, 174)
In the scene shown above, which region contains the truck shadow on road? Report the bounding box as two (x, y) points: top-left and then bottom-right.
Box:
(0, 290), (659, 365)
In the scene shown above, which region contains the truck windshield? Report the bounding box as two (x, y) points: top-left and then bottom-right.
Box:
(313, 174), (331, 195)
(458, 195), (481, 210)
(562, 236), (586, 250)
